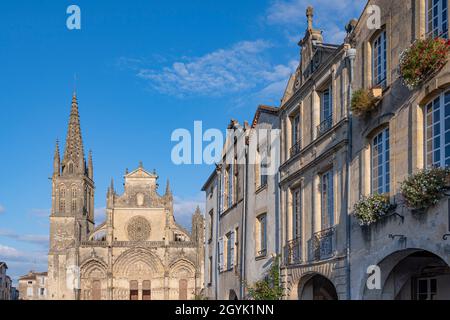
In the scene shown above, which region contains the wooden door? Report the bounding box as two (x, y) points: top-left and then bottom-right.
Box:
(130, 280), (138, 300)
(142, 280), (151, 300)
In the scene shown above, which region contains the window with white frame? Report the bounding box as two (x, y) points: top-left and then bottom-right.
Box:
(425, 91), (450, 167)
(218, 237), (224, 272)
(292, 114), (300, 145)
(416, 278), (437, 300)
(372, 128), (391, 194)
(208, 256), (213, 284)
(372, 31), (387, 88)
(256, 213), (267, 256)
(427, 0), (448, 39)
(208, 209), (214, 241)
(292, 188), (302, 240)
(227, 165), (233, 209)
(321, 170), (334, 230)
(226, 231), (235, 270)
(321, 86), (333, 123)
(27, 287), (33, 297)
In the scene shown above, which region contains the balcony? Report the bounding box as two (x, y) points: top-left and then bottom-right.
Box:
(308, 227), (336, 262)
(284, 237), (302, 265)
(290, 139), (303, 158)
(317, 116), (333, 137)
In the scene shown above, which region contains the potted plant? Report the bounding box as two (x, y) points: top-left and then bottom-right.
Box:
(399, 36), (450, 90)
(400, 167), (450, 212)
(354, 193), (396, 226)
(351, 88), (381, 117)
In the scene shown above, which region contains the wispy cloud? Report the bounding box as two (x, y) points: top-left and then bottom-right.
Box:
(95, 207), (106, 224)
(0, 229), (48, 247)
(0, 205), (4, 214)
(173, 193), (204, 230)
(122, 40), (296, 99)
(0, 244), (48, 283)
(265, 0), (366, 43)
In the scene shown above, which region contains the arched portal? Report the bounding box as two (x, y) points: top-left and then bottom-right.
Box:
(297, 274), (338, 300)
(229, 290), (238, 300)
(364, 249), (450, 300)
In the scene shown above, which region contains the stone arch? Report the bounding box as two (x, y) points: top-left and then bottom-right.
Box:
(80, 258), (108, 279)
(292, 272), (338, 300)
(113, 247), (164, 277)
(169, 258), (196, 279)
(229, 289), (239, 300)
(286, 262), (336, 299)
(79, 258), (108, 300)
(361, 248), (450, 300)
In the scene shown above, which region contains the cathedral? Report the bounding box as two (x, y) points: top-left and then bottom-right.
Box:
(47, 94), (204, 300)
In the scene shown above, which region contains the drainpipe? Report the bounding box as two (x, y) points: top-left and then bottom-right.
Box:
(214, 166), (221, 300)
(345, 47), (356, 300)
(240, 139), (249, 299)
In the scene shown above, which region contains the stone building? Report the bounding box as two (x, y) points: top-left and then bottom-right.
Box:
(18, 271), (48, 300)
(0, 262), (14, 300)
(0, 262), (8, 300)
(346, 0), (450, 300)
(48, 94), (204, 300)
(278, 7), (352, 300)
(202, 106), (280, 300)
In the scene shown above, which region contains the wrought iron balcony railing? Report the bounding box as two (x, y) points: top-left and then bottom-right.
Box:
(308, 227), (336, 262)
(290, 139), (303, 158)
(284, 237), (302, 265)
(317, 116), (333, 137)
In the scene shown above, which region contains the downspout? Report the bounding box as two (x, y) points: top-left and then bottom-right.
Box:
(214, 167), (221, 300)
(240, 139), (249, 299)
(345, 46), (356, 300)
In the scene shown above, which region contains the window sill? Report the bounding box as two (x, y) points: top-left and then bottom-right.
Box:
(255, 254), (267, 261)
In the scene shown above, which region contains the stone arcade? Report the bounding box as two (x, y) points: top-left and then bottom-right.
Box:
(47, 94), (204, 300)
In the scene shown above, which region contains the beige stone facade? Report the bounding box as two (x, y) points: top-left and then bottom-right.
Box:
(347, 0), (450, 300)
(278, 7), (351, 300)
(18, 271), (48, 300)
(48, 95), (204, 300)
(202, 107), (280, 300)
(202, 1), (450, 300)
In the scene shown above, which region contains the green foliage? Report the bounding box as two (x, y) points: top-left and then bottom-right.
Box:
(246, 257), (283, 300)
(354, 193), (395, 226)
(399, 37), (450, 89)
(351, 89), (380, 117)
(400, 167), (450, 211)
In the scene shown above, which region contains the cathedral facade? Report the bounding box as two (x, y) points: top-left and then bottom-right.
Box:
(48, 94), (204, 300)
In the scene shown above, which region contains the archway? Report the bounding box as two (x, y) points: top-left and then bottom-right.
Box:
(376, 250), (450, 300)
(297, 274), (338, 300)
(79, 259), (107, 300)
(229, 290), (239, 300)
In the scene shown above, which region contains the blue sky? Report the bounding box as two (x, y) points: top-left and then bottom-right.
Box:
(0, 0), (365, 283)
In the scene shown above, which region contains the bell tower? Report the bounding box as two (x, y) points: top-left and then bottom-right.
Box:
(48, 93), (95, 299)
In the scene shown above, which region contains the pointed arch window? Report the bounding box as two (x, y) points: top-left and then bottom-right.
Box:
(68, 163), (74, 174)
(59, 186), (66, 212)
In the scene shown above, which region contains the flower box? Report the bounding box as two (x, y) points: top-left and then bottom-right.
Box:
(399, 37), (450, 90)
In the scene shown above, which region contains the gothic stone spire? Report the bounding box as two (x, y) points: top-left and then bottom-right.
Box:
(306, 6), (314, 30)
(62, 93), (85, 175)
